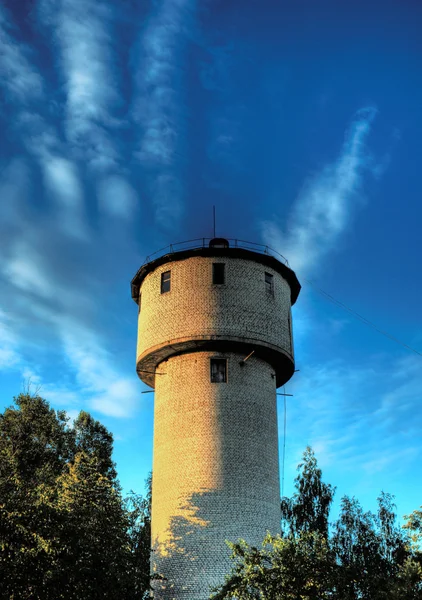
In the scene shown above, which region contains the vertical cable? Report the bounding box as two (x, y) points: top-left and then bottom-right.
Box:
(281, 386), (287, 497)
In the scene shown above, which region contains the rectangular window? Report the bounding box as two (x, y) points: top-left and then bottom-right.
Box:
(210, 358), (227, 383)
(265, 272), (274, 294)
(138, 293), (142, 314)
(161, 271), (171, 293)
(213, 263), (225, 285)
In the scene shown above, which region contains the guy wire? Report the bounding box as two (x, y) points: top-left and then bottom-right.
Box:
(281, 385), (287, 498)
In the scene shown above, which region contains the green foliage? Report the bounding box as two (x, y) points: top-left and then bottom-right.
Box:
(212, 533), (335, 600)
(404, 508), (422, 548)
(281, 446), (335, 539)
(0, 393), (151, 600)
(125, 474), (152, 598)
(212, 447), (422, 600)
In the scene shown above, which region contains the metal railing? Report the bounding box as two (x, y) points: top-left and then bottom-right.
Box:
(142, 238), (289, 267)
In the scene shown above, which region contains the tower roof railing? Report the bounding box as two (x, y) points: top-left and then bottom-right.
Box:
(142, 238), (290, 267)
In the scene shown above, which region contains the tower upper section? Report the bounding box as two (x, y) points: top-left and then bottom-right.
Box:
(131, 239), (300, 388)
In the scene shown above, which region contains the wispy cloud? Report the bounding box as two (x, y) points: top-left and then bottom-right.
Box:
(97, 175), (138, 219)
(1, 233), (140, 417)
(0, 310), (22, 370)
(133, 0), (195, 227)
(38, 0), (141, 220)
(282, 354), (422, 485)
(40, 0), (121, 164)
(263, 107), (377, 274)
(0, 155), (140, 418)
(57, 319), (140, 418)
(0, 8), (89, 238)
(0, 6), (43, 103)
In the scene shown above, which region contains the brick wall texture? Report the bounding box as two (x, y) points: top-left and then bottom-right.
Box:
(136, 254), (295, 599)
(137, 256), (293, 362)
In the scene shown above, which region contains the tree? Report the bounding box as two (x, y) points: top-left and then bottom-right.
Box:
(281, 446), (335, 539)
(211, 532), (335, 600)
(212, 447), (421, 600)
(404, 507), (422, 549)
(0, 393), (151, 599)
(212, 447), (336, 599)
(125, 474), (152, 599)
(0, 393), (72, 598)
(332, 493), (409, 600)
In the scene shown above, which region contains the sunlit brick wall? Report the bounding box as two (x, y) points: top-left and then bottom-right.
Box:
(151, 351), (280, 600)
(136, 256), (293, 363)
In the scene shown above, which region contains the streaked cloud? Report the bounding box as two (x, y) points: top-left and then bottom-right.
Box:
(0, 6), (43, 103)
(57, 320), (140, 418)
(5, 240), (56, 300)
(263, 107), (377, 274)
(97, 175), (138, 219)
(282, 354), (422, 484)
(37, 0), (140, 221)
(40, 0), (121, 162)
(0, 310), (22, 369)
(133, 0), (195, 227)
(0, 154), (140, 418)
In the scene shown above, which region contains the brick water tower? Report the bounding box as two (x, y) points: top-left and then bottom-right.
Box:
(131, 238), (300, 599)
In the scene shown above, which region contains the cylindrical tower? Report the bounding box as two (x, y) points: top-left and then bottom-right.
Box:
(131, 239), (300, 599)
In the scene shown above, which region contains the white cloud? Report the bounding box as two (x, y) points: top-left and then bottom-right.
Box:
(98, 175), (138, 218)
(58, 320), (140, 418)
(0, 158), (31, 225)
(43, 156), (83, 208)
(263, 107), (377, 275)
(48, 0), (119, 147)
(133, 0), (195, 227)
(283, 355), (422, 478)
(0, 7), (43, 103)
(39, 155), (88, 238)
(38, 0), (129, 178)
(0, 310), (22, 369)
(5, 240), (55, 300)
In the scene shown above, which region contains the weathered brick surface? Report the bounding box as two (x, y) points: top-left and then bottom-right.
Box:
(137, 256), (293, 363)
(135, 253), (296, 599)
(151, 352), (281, 599)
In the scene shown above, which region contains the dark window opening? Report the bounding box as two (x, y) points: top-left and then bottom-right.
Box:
(138, 293), (142, 314)
(265, 272), (274, 294)
(213, 263), (225, 285)
(210, 358), (227, 383)
(161, 271), (171, 293)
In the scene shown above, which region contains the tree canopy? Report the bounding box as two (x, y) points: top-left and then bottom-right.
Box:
(2, 395), (422, 599)
(0, 393), (151, 600)
(212, 447), (422, 600)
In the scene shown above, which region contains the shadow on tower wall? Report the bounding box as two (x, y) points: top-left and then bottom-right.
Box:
(151, 487), (279, 600)
(151, 489), (235, 600)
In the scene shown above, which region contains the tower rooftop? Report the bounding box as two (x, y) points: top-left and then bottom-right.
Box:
(131, 237), (301, 305)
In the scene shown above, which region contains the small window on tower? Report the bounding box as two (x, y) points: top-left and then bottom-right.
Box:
(213, 263), (225, 285)
(210, 358), (227, 383)
(265, 272), (274, 294)
(138, 293), (142, 314)
(161, 271), (171, 293)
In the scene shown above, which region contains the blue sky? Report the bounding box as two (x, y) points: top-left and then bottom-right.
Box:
(1, 0), (421, 522)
